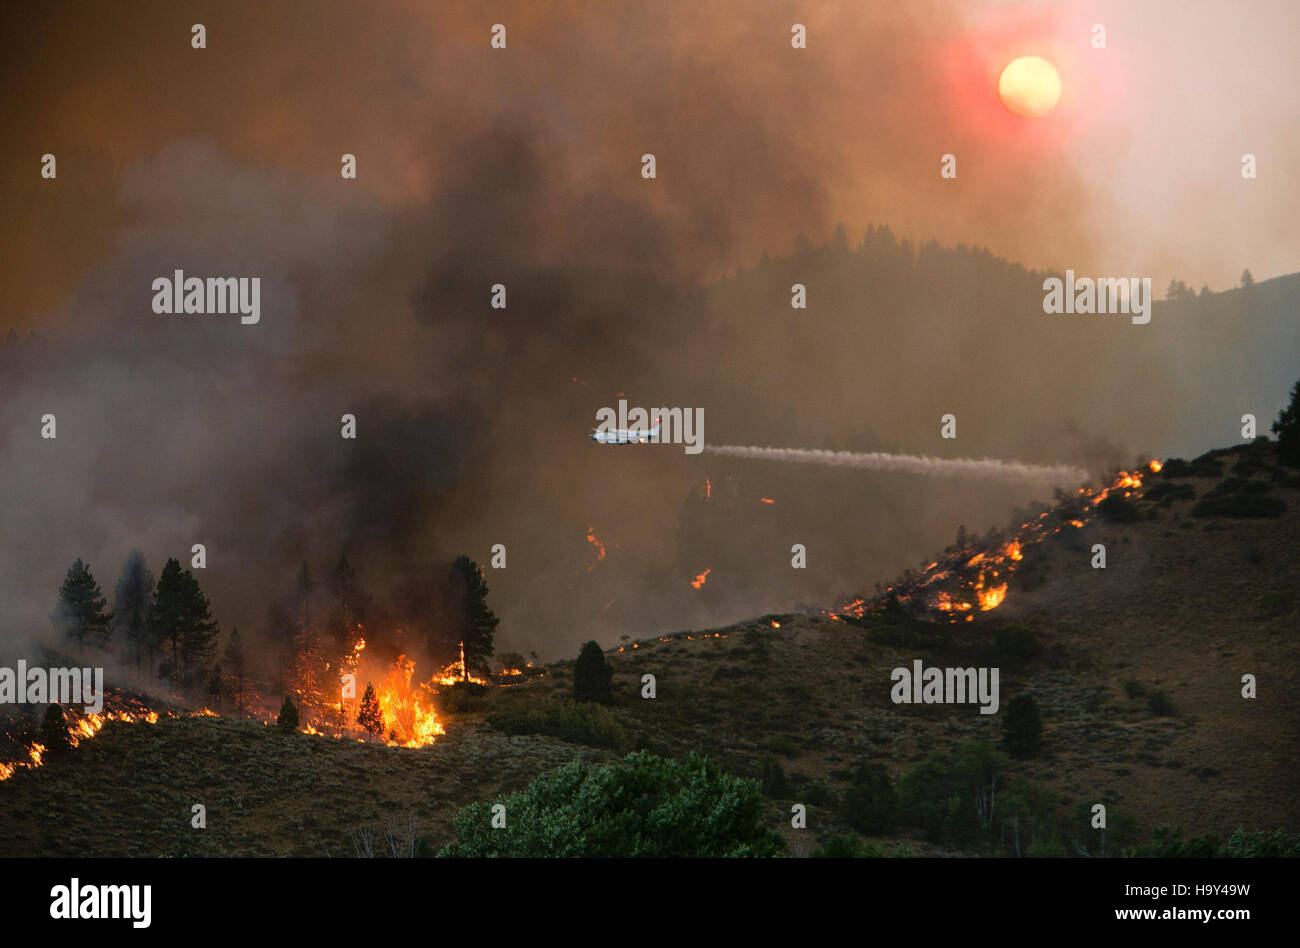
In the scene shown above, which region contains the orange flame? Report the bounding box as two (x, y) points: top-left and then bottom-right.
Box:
(691, 568), (711, 589)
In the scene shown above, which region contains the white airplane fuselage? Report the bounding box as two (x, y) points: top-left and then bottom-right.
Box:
(591, 424), (660, 445)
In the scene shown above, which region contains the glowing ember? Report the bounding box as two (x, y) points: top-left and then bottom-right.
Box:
(690, 568), (711, 589)
(760, 497), (775, 504)
(585, 527), (607, 571)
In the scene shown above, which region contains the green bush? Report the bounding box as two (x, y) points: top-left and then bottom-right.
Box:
(839, 762), (899, 834)
(1219, 827), (1300, 858)
(488, 700), (626, 750)
(438, 752), (783, 857)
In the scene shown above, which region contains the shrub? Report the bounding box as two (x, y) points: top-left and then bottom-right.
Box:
(1002, 695), (1043, 759)
(438, 752), (783, 857)
(573, 641), (614, 705)
(1146, 689), (1177, 717)
(839, 762), (898, 834)
(759, 755), (790, 798)
(1191, 492), (1285, 518)
(438, 680), (487, 714)
(1098, 493), (1141, 523)
(39, 703), (70, 755)
(1219, 827), (1300, 858)
(1123, 678), (1147, 700)
(810, 834), (889, 858)
(277, 695), (299, 731)
(488, 700), (626, 750)
(1144, 481), (1196, 504)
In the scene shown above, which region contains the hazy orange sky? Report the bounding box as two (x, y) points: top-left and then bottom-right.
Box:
(3, 0), (1296, 331)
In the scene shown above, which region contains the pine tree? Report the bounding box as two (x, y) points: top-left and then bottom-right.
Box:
(112, 551), (154, 675)
(573, 640), (613, 705)
(358, 683), (384, 740)
(177, 569), (219, 688)
(52, 559), (113, 652)
(150, 558), (219, 691)
(151, 558), (187, 682)
(452, 556), (498, 680)
(277, 695), (299, 731)
(1272, 377), (1300, 467)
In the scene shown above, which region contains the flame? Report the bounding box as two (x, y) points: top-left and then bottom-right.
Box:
(690, 568), (711, 589)
(1149, 458), (1162, 473)
(1, 706), (163, 781)
(373, 655), (445, 747)
(760, 497), (775, 504)
(704, 477), (711, 499)
(586, 527), (606, 571)
(831, 466), (1154, 623)
(770, 620), (781, 628)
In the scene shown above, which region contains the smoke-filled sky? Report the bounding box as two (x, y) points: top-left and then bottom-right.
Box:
(2, 1), (1297, 661)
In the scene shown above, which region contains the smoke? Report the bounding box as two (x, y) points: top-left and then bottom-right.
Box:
(705, 445), (1088, 485)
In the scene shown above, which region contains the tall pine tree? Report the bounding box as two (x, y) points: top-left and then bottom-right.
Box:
(112, 550), (154, 675)
(52, 559), (112, 652)
(150, 558), (219, 691)
(451, 555), (498, 680)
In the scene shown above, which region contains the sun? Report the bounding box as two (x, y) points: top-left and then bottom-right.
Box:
(998, 56), (1062, 118)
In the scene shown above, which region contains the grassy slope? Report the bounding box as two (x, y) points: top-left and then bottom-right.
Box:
(1, 442), (1296, 857)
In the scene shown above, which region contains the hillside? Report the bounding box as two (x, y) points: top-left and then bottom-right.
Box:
(1, 440), (1296, 857)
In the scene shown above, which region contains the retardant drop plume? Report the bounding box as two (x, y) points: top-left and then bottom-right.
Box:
(705, 445), (1088, 485)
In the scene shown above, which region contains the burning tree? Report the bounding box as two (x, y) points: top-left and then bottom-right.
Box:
(450, 555), (498, 681)
(357, 683), (383, 740)
(51, 559), (113, 653)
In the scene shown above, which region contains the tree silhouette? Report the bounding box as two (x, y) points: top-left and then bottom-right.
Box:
(573, 641), (614, 705)
(451, 556), (498, 680)
(358, 683), (384, 740)
(52, 559), (112, 653)
(1273, 377), (1300, 467)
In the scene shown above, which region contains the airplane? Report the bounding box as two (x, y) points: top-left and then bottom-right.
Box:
(591, 417), (661, 445)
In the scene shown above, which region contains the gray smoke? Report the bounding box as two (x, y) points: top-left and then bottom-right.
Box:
(705, 445), (1088, 485)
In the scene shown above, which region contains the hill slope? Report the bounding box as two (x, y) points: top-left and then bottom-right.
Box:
(1, 441), (1296, 856)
